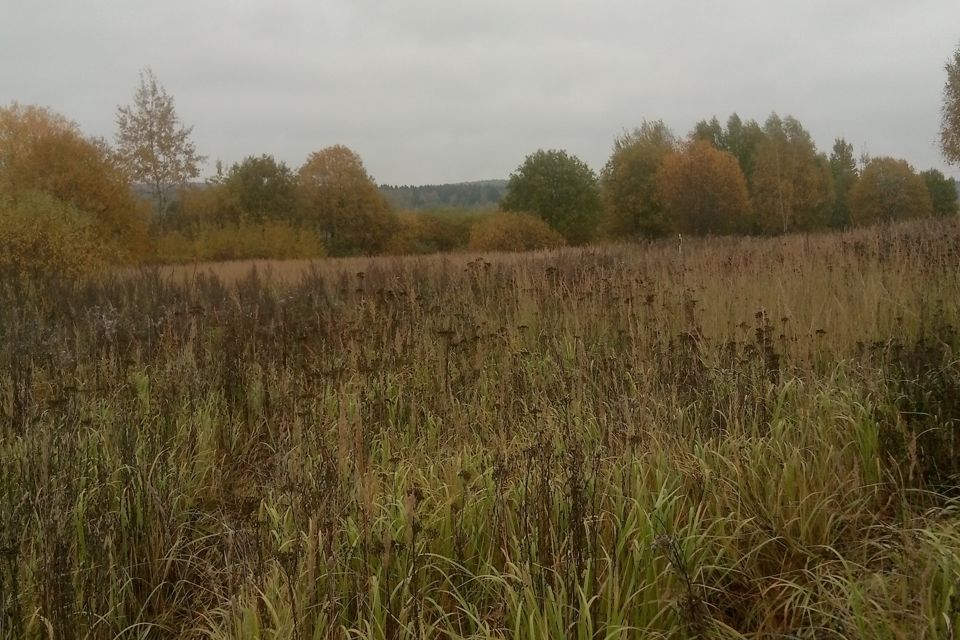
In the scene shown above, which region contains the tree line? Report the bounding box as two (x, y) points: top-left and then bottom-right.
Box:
(2, 48), (960, 276)
(494, 113), (958, 247)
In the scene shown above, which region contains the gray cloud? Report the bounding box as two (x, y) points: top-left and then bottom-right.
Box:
(2, 0), (959, 184)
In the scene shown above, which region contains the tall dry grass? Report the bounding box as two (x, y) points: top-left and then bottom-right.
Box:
(1, 218), (959, 638)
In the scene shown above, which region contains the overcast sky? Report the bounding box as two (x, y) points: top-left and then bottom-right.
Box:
(3, 1), (959, 185)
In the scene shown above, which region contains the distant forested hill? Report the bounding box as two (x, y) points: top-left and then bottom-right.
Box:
(133, 180), (509, 213)
(379, 180), (507, 210)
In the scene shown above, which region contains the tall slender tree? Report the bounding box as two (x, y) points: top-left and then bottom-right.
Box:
(115, 67), (205, 218)
(941, 42), (960, 165)
(725, 115), (767, 182)
(829, 138), (858, 228)
(692, 116), (724, 149)
(750, 114), (833, 233)
(691, 113), (766, 182)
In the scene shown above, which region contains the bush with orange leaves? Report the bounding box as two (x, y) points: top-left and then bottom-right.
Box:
(0, 103), (150, 275)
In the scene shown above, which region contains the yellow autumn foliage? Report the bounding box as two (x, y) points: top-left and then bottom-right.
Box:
(0, 191), (110, 278)
(386, 210), (475, 255)
(468, 211), (566, 252)
(0, 103), (151, 262)
(155, 221), (327, 263)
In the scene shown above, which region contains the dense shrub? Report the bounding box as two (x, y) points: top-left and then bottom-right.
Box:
(386, 210), (476, 254)
(0, 103), (150, 262)
(467, 211), (566, 252)
(155, 221), (326, 263)
(0, 191), (110, 278)
(165, 183), (237, 230)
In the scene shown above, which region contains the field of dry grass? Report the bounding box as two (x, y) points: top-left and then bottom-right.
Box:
(2, 218), (960, 638)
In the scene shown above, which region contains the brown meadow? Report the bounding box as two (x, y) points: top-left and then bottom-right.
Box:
(2, 218), (960, 638)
